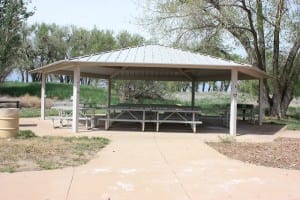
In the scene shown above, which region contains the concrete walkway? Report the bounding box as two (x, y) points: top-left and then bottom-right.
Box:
(0, 119), (300, 199)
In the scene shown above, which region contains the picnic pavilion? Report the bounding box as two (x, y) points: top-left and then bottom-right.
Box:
(31, 44), (268, 136)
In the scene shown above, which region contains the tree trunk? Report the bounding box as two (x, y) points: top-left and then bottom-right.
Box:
(25, 70), (29, 83)
(19, 69), (25, 82)
(202, 82), (205, 92)
(269, 77), (295, 119)
(59, 75), (64, 83)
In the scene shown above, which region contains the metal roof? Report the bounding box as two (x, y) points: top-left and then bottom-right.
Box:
(70, 44), (249, 67)
(31, 44), (268, 81)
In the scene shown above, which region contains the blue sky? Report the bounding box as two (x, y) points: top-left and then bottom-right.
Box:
(8, 0), (148, 81)
(27, 0), (148, 37)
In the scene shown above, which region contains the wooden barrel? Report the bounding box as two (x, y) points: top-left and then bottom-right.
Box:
(0, 108), (19, 138)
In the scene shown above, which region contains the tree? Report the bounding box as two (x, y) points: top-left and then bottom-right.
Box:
(0, 0), (33, 82)
(176, 32), (241, 92)
(27, 23), (69, 82)
(142, 0), (300, 118)
(116, 31), (145, 48)
(21, 24), (118, 83)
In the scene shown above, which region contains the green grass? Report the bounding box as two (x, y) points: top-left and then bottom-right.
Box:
(36, 160), (59, 170)
(287, 106), (300, 120)
(20, 108), (59, 117)
(0, 167), (15, 173)
(0, 135), (109, 173)
(0, 82), (42, 97)
(265, 117), (300, 130)
(17, 130), (37, 139)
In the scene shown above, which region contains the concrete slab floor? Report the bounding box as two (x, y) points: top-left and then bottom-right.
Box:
(0, 118), (299, 200)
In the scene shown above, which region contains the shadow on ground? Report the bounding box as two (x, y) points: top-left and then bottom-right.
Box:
(99, 120), (285, 136)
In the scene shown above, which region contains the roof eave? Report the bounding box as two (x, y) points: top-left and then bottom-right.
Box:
(29, 60), (74, 73)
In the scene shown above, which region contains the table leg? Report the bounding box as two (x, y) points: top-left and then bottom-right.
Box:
(156, 112), (159, 132)
(192, 112), (196, 133)
(142, 111), (145, 132)
(243, 109), (246, 121)
(91, 116), (95, 128)
(105, 109), (110, 130)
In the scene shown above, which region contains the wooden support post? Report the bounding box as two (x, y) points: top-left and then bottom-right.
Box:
(105, 110), (110, 130)
(72, 66), (80, 133)
(142, 111), (145, 131)
(108, 79), (111, 107)
(229, 69), (238, 136)
(191, 80), (195, 108)
(106, 79), (112, 130)
(41, 73), (46, 120)
(192, 112), (196, 133)
(258, 78), (264, 125)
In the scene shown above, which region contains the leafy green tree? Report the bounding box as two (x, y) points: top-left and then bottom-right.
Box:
(142, 0), (300, 118)
(116, 31), (145, 48)
(27, 23), (69, 81)
(0, 0), (33, 83)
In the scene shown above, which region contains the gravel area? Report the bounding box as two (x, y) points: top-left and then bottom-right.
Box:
(207, 137), (300, 170)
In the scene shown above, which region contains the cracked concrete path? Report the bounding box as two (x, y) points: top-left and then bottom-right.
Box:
(1, 132), (300, 200)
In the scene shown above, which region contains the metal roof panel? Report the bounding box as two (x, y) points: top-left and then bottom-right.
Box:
(70, 44), (249, 67)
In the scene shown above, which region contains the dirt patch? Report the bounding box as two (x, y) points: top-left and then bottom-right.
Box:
(207, 137), (300, 170)
(0, 136), (109, 173)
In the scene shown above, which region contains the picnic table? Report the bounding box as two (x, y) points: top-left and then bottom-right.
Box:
(50, 104), (96, 129)
(99, 104), (203, 133)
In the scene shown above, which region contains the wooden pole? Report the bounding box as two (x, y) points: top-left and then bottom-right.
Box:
(105, 79), (112, 130)
(258, 78), (264, 125)
(72, 66), (80, 133)
(229, 69), (238, 136)
(191, 80), (195, 108)
(108, 79), (111, 107)
(41, 73), (46, 120)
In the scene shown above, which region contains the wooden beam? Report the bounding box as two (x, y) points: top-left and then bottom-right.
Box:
(229, 69), (238, 136)
(178, 69), (193, 81)
(110, 67), (128, 79)
(49, 70), (110, 79)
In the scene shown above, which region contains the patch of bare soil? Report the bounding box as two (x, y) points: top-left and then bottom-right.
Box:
(0, 136), (109, 173)
(207, 137), (300, 170)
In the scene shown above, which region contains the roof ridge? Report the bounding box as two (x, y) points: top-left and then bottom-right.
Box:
(68, 43), (154, 60)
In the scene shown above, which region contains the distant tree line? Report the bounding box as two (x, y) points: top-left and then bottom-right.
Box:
(17, 23), (146, 83)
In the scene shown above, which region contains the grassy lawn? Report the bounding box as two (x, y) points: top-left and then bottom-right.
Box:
(265, 117), (300, 130)
(0, 130), (109, 173)
(20, 108), (59, 117)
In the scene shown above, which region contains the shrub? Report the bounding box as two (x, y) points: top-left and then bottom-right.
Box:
(19, 94), (53, 108)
